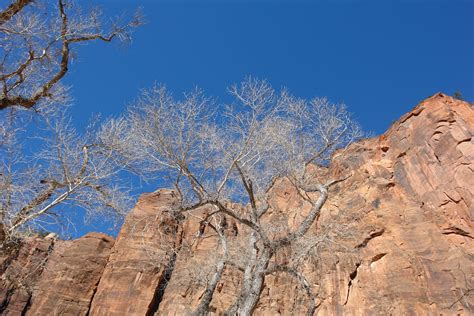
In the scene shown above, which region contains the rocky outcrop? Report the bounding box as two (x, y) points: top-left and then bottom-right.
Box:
(0, 93), (472, 315)
(0, 233), (113, 315)
(0, 237), (53, 315)
(306, 93), (473, 315)
(27, 233), (114, 315)
(89, 190), (183, 315)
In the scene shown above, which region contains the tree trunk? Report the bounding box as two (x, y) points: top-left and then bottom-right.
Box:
(192, 259), (226, 316)
(237, 248), (272, 315)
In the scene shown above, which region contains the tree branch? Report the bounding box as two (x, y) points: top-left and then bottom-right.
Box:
(0, 0), (34, 26)
(8, 181), (82, 232)
(0, 0), (142, 111)
(271, 175), (350, 249)
(192, 219), (228, 316)
(271, 184), (327, 249)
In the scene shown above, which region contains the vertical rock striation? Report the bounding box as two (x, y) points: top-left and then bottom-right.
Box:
(89, 190), (184, 316)
(27, 233), (114, 315)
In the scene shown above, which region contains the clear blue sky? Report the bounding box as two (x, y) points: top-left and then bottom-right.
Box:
(63, 0), (473, 237)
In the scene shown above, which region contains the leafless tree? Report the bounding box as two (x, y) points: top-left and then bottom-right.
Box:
(0, 107), (132, 242)
(102, 78), (363, 315)
(0, 0), (141, 243)
(0, 0), (142, 112)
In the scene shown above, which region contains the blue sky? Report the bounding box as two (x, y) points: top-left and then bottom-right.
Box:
(63, 0), (473, 237)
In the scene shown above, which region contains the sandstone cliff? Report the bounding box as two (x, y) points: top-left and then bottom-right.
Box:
(0, 93), (472, 315)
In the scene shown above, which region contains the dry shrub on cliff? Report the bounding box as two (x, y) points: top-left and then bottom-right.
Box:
(102, 77), (363, 315)
(0, 0), (142, 243)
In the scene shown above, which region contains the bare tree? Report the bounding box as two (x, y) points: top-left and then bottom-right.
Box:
(0, 0), (141, 244)
(102, 78), (363, 315)
(0, 107), (132, 242)
(0, 0), (142, 112)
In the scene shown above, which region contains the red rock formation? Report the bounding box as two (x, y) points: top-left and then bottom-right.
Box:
(0, 233), (113, 315)
(0, 237), (53, 315)
(27, 233), (114, 315)
(89, 190), (184, 315)
(298, 93), (473, 315)
(0, 93), (472, 315)
(88, 93), (473, 315)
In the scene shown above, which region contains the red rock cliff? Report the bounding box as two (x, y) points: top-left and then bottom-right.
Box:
(0, 93), (472, 315)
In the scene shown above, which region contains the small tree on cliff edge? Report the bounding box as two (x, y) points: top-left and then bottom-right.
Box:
(101, 77), (363, 315)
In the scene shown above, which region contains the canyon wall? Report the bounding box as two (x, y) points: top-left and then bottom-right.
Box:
(1, 93), (472, 315)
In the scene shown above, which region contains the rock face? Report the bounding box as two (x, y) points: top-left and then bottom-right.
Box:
(310, 93), (473, 315)
(0, 237), (53, 315)
(0, 93), (472, 315)
(27, 233), (114, 315)
(89, 190), (183, 315)
(0, 233), (113, 315)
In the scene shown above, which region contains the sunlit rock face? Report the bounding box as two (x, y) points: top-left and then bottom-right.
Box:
(0, 237), (54, 315)
(1, 93), (472, 315)
(307, 93), (473, 315)
(89, 189), (184, 316)
(28, 233), (114, 315)
(0, 233), (113, 315)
